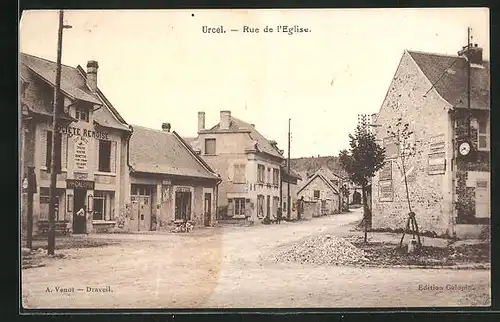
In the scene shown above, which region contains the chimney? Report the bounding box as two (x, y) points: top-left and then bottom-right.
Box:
(198, 111), (205, 132)
(86, 60), (99, 91)
(458, 43), (483, 65)
(220, 110), (231, 130)
(161, 123), (171, 132)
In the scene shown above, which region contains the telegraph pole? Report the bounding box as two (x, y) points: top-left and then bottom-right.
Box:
(47, 10), (65, 255)
(287, 118), (291, 220)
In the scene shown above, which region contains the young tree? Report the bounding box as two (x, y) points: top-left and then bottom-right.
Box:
(386, 118), (421, 248)
(339, 125), (386, 243)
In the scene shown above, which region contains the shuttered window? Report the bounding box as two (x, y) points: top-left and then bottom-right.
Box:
(477, 119), (489, 150)
(98, 139), (116, 173)
(43, 130), (62, 172)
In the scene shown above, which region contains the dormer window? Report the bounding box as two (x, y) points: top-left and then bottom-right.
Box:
(76, 106), (89, 122)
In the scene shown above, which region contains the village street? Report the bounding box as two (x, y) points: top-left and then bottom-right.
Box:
(22, 208), (490, 309)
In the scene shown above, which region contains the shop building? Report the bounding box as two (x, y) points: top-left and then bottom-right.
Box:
(120, 123), (221, 231)
(20, 53), (132, 234)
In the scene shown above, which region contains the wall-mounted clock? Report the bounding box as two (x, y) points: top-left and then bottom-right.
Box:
(459, 141), (471, 156)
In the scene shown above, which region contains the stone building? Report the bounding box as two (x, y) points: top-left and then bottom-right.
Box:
(122, 123), (221, 231)
(297, 167), (342, 217)
(371, 44), (490, 239)
(20, 53), (132, 235)
(189, 111), (285, 224)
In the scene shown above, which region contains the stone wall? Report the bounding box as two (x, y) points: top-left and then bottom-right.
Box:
(371, 51), (454, 236)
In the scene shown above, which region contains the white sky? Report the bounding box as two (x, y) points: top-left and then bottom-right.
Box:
(19, 9), (489, 158)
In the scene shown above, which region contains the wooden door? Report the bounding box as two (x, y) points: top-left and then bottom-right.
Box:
(204, 193), (212, 226)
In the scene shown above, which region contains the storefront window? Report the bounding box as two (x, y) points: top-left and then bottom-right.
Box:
(93, 191), (106, 221)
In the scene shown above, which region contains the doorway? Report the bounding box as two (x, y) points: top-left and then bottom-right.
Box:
(266, 195), (270, 219)
(131, 185), (153, 231)
(204, 193), (212, 226)
(175, 191), (192, 221)
(73, 189), (87, 234)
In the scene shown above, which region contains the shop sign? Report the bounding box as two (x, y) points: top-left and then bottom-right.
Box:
(379, 180), (393, 202)
(428, 152), (446, 175)
(66, 179), (95, 190)
(57, 125), (109, 140)
(379, 161), (392, 181)
(74, 136), (89, 171)
(176, 186), (191, 192)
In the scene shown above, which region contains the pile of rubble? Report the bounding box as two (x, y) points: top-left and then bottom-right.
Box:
(272, 234), (369, 266)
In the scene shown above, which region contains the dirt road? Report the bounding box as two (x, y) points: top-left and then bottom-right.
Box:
(21, 210), (490, 308)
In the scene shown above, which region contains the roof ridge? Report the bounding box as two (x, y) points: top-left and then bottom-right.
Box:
(406, 49), (463, 59)
(131, 124), (172, 134)
(20, 52), (79, 70)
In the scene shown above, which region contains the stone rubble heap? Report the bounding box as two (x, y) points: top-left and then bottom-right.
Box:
(272, 234), (369, 266)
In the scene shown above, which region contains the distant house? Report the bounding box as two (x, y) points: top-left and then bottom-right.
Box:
(189, 111), (285, 224)
(20, 53), (132, 235)
(280, 166), (302, 220)
(297, 167), (342, 217)
(372, 44), (490, 239)
(124, 123), (221, 231)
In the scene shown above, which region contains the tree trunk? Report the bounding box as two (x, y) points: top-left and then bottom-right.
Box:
(361, 184), (369, 243)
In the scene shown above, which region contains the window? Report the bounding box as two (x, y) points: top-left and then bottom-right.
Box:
(75, 106), (89, 122)
(98, 140), (112, 172)
(257, 164), (265, 183)
(478, 119), (489, 150)
(331, 179), (339, 186)
(257, 195), (265, 218)
(233, 198), (246, 217)
(44, 130), (62, 172)
(267, 168), (271, 184)
(314, 190), (320, 199)
(205, 138), (216, 155)
(93, 191), (107, 221)
(233, 164), (246, 183)
(273, 169), (279, 185)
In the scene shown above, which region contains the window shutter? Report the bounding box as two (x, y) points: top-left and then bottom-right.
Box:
(227, 198), (234, 216)
(61, 133), (67, 170)
(229, 163), (234, 181)
(41, 130), (48, 167)
(110, 141), (117, 173)
(95, 139), (100, 170)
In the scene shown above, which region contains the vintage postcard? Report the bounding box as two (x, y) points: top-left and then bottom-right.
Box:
(19, 8), (490, 310)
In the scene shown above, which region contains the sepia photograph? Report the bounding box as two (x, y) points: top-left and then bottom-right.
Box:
(19, 8), (490, 310)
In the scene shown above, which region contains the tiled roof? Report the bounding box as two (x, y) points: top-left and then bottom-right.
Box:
(408, 50), (490, 110)
(20, 53), (130, 131)
(316, 166), (342, 182)
(20, 53), (101, 105)
(281, 165), (302, 180)
(129, 125), (219, 180)
(297, 171), (339, 195)
(208, 116), (284, 159)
